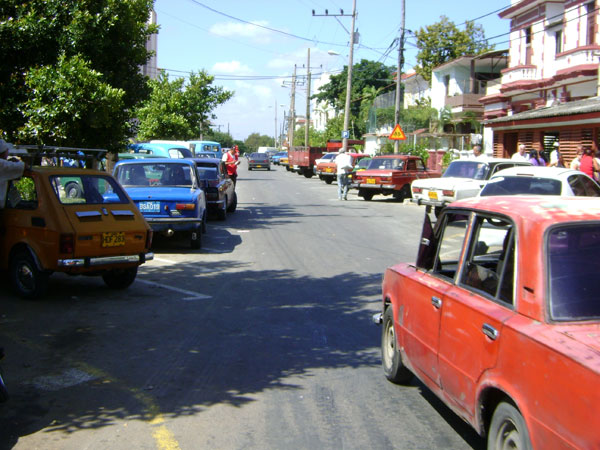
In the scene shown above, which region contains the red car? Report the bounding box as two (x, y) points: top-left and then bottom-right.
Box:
(375, 196), (600, 449)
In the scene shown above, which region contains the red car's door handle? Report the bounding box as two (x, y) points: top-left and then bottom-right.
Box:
(431, 296), (442, 308)
(482, 323), (499, 340)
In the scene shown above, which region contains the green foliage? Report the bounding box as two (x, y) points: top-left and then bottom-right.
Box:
(204, 130), (235, 148)
(14, 177), (36, 201)
(244, 133), (274, 151)
(18, 54), (127, 148)
(415, 16), (494, 82)
(0, 0), (156, 150)
(324, 115), (345, 143)
(442, 150), (457, 171)
(313, 59), (394, 119)
(292, 126), (326, 147)
(135, 71), (233, 141)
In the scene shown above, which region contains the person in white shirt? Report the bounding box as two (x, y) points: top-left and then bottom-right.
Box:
(334, 148), (353, 200)
(0, 139), (27, 209)
(471, 144), (487, 160)
(570, 147), (583, 170)
(512, 144), (529, 162)
(549, 141), (565, 167)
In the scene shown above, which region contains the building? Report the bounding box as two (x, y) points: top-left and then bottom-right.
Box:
(481, 0), (600, 163)
(140, 8), (158, 80)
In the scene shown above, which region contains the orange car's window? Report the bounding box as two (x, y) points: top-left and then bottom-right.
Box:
(6, 176), (38, 209)
(549, 224), (600, 321)
(460, 216), (515, 306)
(50, 175), (129, 205)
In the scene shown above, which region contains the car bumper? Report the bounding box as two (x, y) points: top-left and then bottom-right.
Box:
(352, 183), (397, 190)
(145, 217), (204, 231)
(58, 252), (154, 268)
(411, 198), (450, 207)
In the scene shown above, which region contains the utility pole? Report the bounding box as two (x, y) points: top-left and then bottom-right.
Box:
(289, 65), (297, 149)
(312, 5), (356, 151)
(305, 48), (311, 148)
(274, 99), (278, 148)
(393, 0), (406, 154)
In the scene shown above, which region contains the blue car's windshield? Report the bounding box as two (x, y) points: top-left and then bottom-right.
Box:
(116, 163), (193, 187)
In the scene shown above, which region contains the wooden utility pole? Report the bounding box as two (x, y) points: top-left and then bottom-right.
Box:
(342, 0), (357, 152)
(305, 48), (311, 148)
(289, 65), (297, 149)
(394, 0), (406, 153)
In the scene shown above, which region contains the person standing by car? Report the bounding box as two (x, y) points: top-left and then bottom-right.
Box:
(222, 147), (240, 185)
(471, 144), (486, 160)
(529, 148), (546, 166)
(579, 146), (599, 179)
(0, 139), (28, 208)
(334, 148), (353, 201)
(549, 141), (565, 167)
(512, 144), (529, 162)
(570, 147), (583, 170)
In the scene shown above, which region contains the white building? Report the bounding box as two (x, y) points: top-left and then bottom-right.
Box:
(141, 9), (158, 80)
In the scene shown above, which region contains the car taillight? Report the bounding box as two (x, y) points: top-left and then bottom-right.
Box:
(412, 187), (422, 194)
(442, 190), (455, 196)
(59, 234), (74, 254)
(146, 230), (153, 249)
(176, 203), (195, 210)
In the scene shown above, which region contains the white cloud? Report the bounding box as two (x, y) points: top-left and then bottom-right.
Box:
(209, 21), (273, 44)
(212, 61), (253, 75)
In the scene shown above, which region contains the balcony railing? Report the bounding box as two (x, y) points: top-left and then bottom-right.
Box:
(501, 66), (537, 85)
(445, 93), (484, 110)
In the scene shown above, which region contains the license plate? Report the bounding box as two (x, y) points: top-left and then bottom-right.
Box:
(102, 232), (125, 247)
(326, 168), (333, 172)
(366, 178), (376, 184)
(139, 201), (160, 212)
(256, 165), (262, 168)
(428, 191), (438, 200)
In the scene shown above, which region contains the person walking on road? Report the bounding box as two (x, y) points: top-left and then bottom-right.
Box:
(335, 148), (353, 201)
(222, 147), (240, 186)
(0, 139), (28, 208)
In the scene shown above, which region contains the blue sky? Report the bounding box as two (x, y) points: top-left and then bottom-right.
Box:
(153, 0), (512, 141)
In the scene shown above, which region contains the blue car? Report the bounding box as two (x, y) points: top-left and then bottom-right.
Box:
(128, 142), (193, 159)
(113, 159), (207, 249)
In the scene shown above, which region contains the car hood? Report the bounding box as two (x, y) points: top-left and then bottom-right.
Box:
(412, 177), (484, 189)
(124, 187), (200, 202)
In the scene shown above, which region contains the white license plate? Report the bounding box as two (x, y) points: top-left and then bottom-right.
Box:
(139, 201), (160, 212)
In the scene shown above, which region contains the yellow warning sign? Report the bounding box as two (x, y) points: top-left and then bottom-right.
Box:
(389, 124), (406, 141)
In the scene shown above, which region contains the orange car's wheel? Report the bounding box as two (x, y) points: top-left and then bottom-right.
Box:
(381, 306), (413, 384)
(9, 250), (49, 299)
(488, 402), (532, 450)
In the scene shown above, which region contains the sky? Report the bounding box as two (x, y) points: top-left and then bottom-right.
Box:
(153, 0), (513, 141)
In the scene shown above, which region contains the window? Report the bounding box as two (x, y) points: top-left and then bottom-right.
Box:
(50, 175), (129, 205)
(586, 2), (596, 45)
(555, 29), (563, 54)
(6, 177), (38, 209)
(430, 213), (470, 280)
(459, 215), (515, 305)
(568, 174), (600, 196)
(525, 27), (533, 64)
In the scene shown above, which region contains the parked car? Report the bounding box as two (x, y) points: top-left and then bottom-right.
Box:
(479, 166), (600, 197)
(351, 154), (441, 201)
(313, 152), (337, 175)
(247, 152), (271, 171)
(374, 195), (600, 449)
(316, 152), (369, 184)
(1, 166), (153, 298)
(113, 159), (207, 249)
(280, 153), (290, 171)
(272, 151), (287, 165)
(129, 142), (193, 159)
(190, 157), (237, 220)
(411, 158), (532, 215)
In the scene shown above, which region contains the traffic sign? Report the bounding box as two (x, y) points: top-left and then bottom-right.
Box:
(341, 130), (350, 139)
(389, 124), (406, 141)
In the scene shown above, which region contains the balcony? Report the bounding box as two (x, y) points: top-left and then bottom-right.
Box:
(500, 66), (538, 86)
(444, 93), (484, 112)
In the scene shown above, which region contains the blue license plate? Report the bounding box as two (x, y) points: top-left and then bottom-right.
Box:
(139, 201), (160, 213)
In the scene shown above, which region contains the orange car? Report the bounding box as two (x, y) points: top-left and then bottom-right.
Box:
(0, 166), (153, 299)
(316, 152), (368, 184)
(375, 196), (600, 448)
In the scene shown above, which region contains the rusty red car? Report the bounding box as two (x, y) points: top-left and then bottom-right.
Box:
(374, 196), (600, 449)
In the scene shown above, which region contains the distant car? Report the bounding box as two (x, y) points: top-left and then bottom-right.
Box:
(194, 151), (219, 159)
(1, 165), (153, 298)
(128, 142), (192, 159)
(190, 157), (237, 221)
(113, 159), (207, 249)
(272, 151), (287, 165)
(247, 152), (271, 171)
(280, 153), (290, 171)
(374, 195), (600, 449)
(479, 166), (600, 197)
(411, 158), (532, 215)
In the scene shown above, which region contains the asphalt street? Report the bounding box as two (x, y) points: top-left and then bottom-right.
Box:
(0, 159), (484, 449)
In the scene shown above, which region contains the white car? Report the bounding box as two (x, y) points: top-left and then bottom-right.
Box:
(411, 158), (532, 214)
(479, 166), (600, 197)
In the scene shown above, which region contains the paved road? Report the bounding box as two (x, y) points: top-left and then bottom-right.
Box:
(0, 159), (484, 449)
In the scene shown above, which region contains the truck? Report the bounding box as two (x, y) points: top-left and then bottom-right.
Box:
(288, 140), (365, 179)
(351, 154), (441, 201)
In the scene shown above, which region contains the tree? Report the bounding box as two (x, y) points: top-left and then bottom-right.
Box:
(135, 71), (233, 141)
(414, 16), (493, 82)
(292, 126), (326, 147)
(244, 133), (273, 151)
(204, 130), (235, 148)
(313, 59), (394, 119)
(0, 0), (157, 150)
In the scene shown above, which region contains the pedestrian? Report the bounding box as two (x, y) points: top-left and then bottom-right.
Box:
(471, 144), (486, 160)
(579, 146), (599, 179)
(570, 146), (583, 170)
(0, 139), (28, 209)
(528, 149), (546, 166)
(222, 146), (240, 185)
(512, 144), (529, 162)
(549, 141), (565, 167)
(334, 148), (353, 201)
